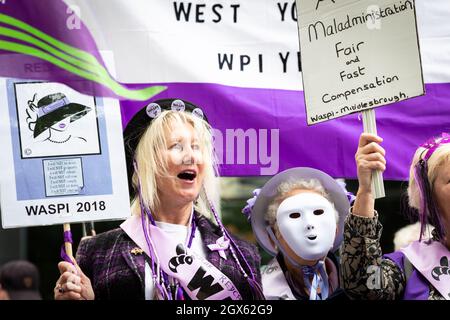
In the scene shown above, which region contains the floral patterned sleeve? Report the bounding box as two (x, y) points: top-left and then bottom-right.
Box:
(340, 211), (406, 300)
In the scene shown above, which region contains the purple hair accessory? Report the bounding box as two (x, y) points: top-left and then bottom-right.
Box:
(413, 132), (450, 241)
(421, 133), (450, 161)
(241, 188), (261, 221)
(336, 180), (356, 204)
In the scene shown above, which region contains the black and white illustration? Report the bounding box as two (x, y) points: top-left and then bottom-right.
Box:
(1, 75), (130, 228)
(15, 82), (101, 158)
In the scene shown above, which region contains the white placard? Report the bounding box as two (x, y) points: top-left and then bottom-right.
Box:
(0, 78), (131, 228)
(296, 0), (425, 125)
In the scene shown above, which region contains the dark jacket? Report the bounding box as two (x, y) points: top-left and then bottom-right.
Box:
(76, 213), (262, 300)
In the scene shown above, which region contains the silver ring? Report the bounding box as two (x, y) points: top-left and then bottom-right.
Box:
(57, 284), (64, 293)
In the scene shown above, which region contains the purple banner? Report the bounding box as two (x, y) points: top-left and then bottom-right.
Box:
(2, 1), (449, 180)
(120, 82), (450, 180)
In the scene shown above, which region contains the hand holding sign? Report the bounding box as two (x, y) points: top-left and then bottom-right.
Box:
(353, 133), (386, 217)
(55, 261), (94, 300)
(356, 133), (386, 190)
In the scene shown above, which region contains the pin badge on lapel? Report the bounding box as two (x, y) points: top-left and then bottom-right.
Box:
(131, 247), (144, 255)
(207, 236), (230, 260)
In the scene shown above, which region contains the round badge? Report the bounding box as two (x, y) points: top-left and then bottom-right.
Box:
(171, 99), (185, 112)
(146, 103), (161, 119)
(192, 108), (204, 119)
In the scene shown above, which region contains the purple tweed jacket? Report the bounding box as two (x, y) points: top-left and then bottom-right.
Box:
(76, 213), (262, 300)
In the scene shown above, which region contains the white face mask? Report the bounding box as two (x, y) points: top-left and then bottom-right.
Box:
(276, 192), (337, 261)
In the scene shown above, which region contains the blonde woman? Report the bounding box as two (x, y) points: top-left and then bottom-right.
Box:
(341, 132), (450, 300)
(54, 99), (263, 300)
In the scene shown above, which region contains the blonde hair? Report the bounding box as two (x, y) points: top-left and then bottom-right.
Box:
(408, 140), (450, 210)
(130, 110), (220, 219)
(265, 179), (338, 235)
(393, 222), (434, 251)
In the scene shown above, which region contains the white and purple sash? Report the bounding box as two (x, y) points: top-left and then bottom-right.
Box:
(261, 258), (295, 300)
(401, 240), (450, 300)
(262, 257), (337, 300)
(121, 215), (242, 300)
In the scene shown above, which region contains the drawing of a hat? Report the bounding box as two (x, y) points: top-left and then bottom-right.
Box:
(33, 93), (92, 138)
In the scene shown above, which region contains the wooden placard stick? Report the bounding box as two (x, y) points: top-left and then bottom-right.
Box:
(63, 223), (75, 263)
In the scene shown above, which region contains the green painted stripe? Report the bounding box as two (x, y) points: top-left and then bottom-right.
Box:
(0, 13), (113, 82)
(0, 40), (166, 100)
(0, 25), (151, 97)
(0, 13), (166, 100)
(0, 13), (100, 66)
(0, 26), (109, 80)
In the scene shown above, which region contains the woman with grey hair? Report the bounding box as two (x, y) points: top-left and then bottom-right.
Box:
(243, 167), (352, 300)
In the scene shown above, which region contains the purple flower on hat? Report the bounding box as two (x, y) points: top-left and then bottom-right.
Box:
(242, 188), (261, 221)
(336, 180), (356, 204)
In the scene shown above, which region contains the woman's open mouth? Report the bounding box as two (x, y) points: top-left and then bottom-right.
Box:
(177, 170), (197, 182)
